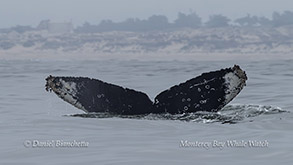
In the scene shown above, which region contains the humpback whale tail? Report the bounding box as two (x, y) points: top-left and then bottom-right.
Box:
(46, 65), (247, 115)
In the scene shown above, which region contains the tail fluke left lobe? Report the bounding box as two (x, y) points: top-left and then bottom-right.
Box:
(46, 76), (153, 115)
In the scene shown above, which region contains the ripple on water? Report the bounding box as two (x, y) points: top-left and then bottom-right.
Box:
(67, 104), (288, 124)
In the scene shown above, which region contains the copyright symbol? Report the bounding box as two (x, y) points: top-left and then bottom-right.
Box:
(24, 140), (31, 148)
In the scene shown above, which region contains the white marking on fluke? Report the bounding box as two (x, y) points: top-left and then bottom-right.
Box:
(46, 76), (87, 112)
(223, 65), (247, 104)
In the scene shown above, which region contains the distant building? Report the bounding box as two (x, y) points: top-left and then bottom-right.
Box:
(37, 20), (73, 33)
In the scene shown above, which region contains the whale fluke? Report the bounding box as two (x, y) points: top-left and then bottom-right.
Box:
(46, 65), (247, 115)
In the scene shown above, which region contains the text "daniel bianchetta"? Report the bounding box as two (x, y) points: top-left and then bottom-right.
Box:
(24, 140), (89, 148)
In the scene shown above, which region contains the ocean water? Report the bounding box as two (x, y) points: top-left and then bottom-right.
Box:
(0, 59), (293, 164)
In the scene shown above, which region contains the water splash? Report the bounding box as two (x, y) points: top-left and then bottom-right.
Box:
(66, 104), (288, 124)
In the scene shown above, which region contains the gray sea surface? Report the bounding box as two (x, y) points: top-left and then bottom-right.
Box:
(0, 59), (292, 165)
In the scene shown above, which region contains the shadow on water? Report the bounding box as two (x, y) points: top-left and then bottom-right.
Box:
(65, 104), (288, 124)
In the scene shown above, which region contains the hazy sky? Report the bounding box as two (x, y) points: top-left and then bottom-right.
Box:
(1, 0), (293, 28)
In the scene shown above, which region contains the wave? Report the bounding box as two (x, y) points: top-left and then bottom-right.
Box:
(66, 104), (288, 124)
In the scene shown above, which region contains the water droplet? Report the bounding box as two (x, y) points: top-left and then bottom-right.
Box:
(187, 98), (191, 102)
(205, 85), (210, 89)
(155, 99), (159, 104)
(97, 94), (105, 98)
(194, 104), (199, 108)
(184, 106), (188, 111)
